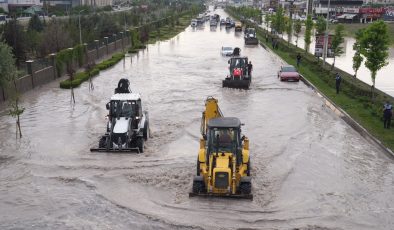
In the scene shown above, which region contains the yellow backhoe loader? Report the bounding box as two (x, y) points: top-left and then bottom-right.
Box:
(189, 97), (252, 199)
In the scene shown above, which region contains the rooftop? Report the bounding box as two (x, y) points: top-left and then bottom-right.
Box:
(110, 93), (141, 101)
(208, 117), (242, 128)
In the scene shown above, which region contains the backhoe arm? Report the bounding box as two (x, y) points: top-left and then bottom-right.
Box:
(200, 97), (223, 138)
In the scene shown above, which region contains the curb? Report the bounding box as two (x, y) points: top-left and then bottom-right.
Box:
(259, 43), (394, 159)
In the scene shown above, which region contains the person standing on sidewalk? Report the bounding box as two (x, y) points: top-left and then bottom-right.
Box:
(383, 101), (393, 129)
(296, 53), (301, 67)
(335, 73), (342, 94)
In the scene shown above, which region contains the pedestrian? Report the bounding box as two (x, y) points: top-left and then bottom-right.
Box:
(247, 61), (253, 76)
(383, 101), (393, 129)
(296, 53), (301, 67)
(335, 73), (341, 94)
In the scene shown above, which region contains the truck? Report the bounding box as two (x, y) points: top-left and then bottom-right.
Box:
(190, 97), (252, 199)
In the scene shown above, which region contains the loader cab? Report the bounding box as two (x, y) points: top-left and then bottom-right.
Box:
(207, 117), (242, 159)
(244, 28), (256, 37)
(228, 57), (248, 78)
(107, 93), (142, 119)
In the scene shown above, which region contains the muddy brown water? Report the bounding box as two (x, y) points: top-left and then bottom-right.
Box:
(1, 9), (393, 230)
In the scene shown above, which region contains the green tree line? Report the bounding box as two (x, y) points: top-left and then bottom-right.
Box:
(0, 0), (202, 66)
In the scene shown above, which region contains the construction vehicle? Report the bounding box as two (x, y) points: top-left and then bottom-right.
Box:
(222, 56), (251, 90)
(244, 27), (258, 45)
(232, 47), (241, 56)
(189, 97), (252, 199)
(234, 21), (242, 32)
(90, 79), (149, 153)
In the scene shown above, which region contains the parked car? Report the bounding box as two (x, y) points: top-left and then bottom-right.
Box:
(221, 47), (233, 56)
(191, 19), (197, 27)
(0, 14), (7, 22)
(278, 65), (300, 81)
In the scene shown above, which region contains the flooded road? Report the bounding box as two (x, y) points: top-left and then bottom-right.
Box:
(1, 9), (394, 229)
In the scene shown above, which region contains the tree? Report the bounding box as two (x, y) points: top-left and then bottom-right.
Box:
(28, 14), (44, 32)
(331, 24), (345, 69)
(0, 40), (24, 138)
(264, 13), (271, 28)
(8, 95), (24, 138)
(304, 15), (313, 53)
(274, 6), (285, 36)
(27, 15), (43, 58)
(25, 30), (42, 58)
(0, 7), (6, 14)
(285, 17), (292, 46)
(293, 20), (302, 47)
(2, 18), (27, 65)
(95, 13), (121, 38)
(359, 20), (390, 99)
(39, 18), (72, 56)
(352, 30), (363, 78)
(0, 40), (17, 91)
(315, 16), (326, 35)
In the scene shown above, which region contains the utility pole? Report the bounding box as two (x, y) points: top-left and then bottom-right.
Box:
(322, 0), (331, 67)
(78, 10), (85, 45)
(124, 11), (127, 31)
(307, 0), (313, 16)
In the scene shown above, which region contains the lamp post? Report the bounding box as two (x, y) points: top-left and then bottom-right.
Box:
(124, 11), (127, 32)
(322, 0), (331, 67)
(78, 10), (85, 45)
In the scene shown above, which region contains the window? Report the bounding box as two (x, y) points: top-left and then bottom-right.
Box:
(282, 66), (297, 72)
(208, 128), (239, 153)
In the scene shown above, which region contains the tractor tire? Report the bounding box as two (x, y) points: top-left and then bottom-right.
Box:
(143, 121), (149, 141)
(192, 180), (204, 194)
(99, 136), (107, 148)
(106, 136), (112, 151)
(136, 137), (144, 153)
(246, 161), (251, 176)
(240, 182), (252, 195)
(197, 158), (201, 176)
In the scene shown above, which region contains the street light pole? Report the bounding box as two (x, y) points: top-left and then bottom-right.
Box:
(124, 12), (127, 32)
(322, 0), (331, 67)
(78, 10), (85, 45)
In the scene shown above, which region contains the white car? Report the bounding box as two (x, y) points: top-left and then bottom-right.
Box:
(191, 19), (197, 27)
(221, 47), (233, 56)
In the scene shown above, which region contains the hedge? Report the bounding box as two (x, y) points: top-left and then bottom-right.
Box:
(60, 53), (125, 89)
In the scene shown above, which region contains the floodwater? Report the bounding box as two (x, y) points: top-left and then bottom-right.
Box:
(263, 23), (394, 96)
(1, 9), (394, 230)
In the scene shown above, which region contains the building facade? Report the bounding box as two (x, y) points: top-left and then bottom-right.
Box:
(0, 0), (112, 12)
(1, 0), (43, 12)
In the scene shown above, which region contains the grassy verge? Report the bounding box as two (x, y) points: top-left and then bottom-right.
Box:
(227, 9), (394, 152)
(59, 53), (125, 89)
(127, 14), (194, 53)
